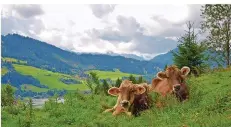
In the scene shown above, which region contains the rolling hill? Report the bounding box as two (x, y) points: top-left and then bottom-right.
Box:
(1, 60), (88, 97)
(12, 64), (87, 91)
(0, 33), (180, 97)
(1, 57), (146, 97)
(1, 34), (163, 75)
(150, 48), (178, 66)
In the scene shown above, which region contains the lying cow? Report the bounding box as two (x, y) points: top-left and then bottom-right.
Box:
(151, 65), (190, 102)
(103, 80), (152, 116)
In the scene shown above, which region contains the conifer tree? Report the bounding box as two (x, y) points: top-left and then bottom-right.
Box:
(137, 76), (145, 84)
(1, 84), (14, 107)
(172, 21), (208, 76)
(102, 79), (109, 95)
(128, 75), (137, 84)
(164, 64), (168, 71)
(115, 78), (122, 87)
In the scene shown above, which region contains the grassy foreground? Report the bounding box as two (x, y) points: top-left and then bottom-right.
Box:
(1, 69), (231, 127)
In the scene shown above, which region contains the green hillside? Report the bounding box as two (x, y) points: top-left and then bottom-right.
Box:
(86, 69), (141, 80)
(1, 58), (141, 93)
(2, 57), (27, 64)
(13, 64), (88, 91)
(1, 67), (8, 76)
(21, 84), (49, 92)
(2, 69), (231, 127)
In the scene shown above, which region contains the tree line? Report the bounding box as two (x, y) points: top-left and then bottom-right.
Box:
(85, 72), (147, 96)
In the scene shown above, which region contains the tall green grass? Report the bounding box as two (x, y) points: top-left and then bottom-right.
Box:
(2, 69), (231, 127)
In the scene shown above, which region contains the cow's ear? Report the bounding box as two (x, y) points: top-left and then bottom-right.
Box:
(181, 66), (190, 76)
(134, 85), (146, 95)
(157, 72), (167, 80)
(108, 87), (120, 96)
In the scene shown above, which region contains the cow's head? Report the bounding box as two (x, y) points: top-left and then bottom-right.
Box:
(157, 65), (190, 93)
(108, 80), (146, 110)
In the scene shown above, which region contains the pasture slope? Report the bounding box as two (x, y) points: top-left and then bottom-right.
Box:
(2, 68), (231, 127)
(20, 84), (49, 92)
(86, 69), (140, 80)
(1, 59), (139, 93)
(12, 64), (88, 91)
(1, 67), (8, 76)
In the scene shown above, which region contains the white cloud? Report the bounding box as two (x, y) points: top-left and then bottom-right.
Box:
(89, 4), (116, 18)
(1, 4), (203, 60)
(11, 4), (44, 18)
(1, 4), (45, 39)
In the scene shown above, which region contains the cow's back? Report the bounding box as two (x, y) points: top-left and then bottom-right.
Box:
(152, 78), (172, 96)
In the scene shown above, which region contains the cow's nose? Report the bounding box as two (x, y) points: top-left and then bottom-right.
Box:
(174, 85), (181, 91)
(121, 100), (129, 108)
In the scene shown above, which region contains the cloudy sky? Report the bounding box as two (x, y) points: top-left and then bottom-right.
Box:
(1, 4), (202, 60)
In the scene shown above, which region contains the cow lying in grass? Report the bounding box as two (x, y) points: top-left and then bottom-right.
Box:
(103, 80), (152, 116)
(151, 65), (190, 102)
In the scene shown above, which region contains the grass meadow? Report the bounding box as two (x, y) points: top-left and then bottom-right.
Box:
(86, 69), (140, 80)
(13, 64), (88, 91)
(1, 68), (231, 127)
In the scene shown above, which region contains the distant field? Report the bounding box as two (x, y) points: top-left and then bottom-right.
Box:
(21, 84), (49, 92)
(86, 69), (141, 80)
(2, 57), (27, 64)
(1, 67), (8, 76)
(13, 64), (88, 91)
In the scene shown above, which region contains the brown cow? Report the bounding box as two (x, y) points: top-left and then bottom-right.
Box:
(103, 80), (152, 116)
(151, 65), (190, 102)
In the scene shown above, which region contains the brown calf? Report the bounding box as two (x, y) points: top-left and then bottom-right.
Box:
(103, 80), (152, 116)
(151, 65), (190, 102)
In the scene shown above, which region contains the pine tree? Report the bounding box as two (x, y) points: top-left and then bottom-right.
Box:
(128, 75), (137, 84)
(115, 78), (122, 87)
(28, 98), (33, 117)
(24, 98), (33, 127)
(137, 76), (145, 84)
(94, 84), (102, 95)
(85, 79), (93, 93)
(164, 64), (168, 71)
(201, 4), (231, 68)
(102, 79), (109, 95)
(1, 84), (14, 107)
(88, 72), (101, 94)
(172, 21), (208, 76)
(89, 72), (100, 85)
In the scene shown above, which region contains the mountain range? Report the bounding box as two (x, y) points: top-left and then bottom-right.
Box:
(1, 34), (174, 75)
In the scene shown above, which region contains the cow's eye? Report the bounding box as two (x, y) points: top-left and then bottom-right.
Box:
(131, 89), (136, 93)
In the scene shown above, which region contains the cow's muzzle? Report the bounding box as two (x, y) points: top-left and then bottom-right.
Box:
(120, 100), (130, 108)
(173, 84), (181, 92)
